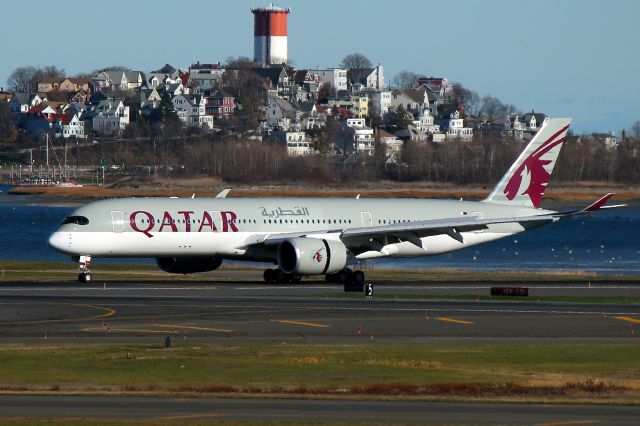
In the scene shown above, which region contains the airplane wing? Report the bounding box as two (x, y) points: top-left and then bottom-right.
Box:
(244, 194), (622, 249)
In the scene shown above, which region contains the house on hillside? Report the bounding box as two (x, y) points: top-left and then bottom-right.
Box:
(439, 110), (473, 141)
(271, 130), (314, 156)
(309, 68), (348, 92)
(91, 100), (129, 135)
(347, 65), (384, 90)
(188, 62), (225, 92)
(53, 113), (86, 139)
(171, 94), (213, 129)
(205, 90), (235, 118)
(92, 70), (145, 91)
(335, 118), (375, 155)
(10, 93), (46, 113)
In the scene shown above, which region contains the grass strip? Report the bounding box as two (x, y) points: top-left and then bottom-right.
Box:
(0, 344), (638, 403)
(1, 261), (639, 282)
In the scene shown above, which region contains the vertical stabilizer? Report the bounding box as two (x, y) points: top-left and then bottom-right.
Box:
(484, 117), (572, 208)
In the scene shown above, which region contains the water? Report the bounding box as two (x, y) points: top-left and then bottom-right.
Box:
(0, 185), (638, 274)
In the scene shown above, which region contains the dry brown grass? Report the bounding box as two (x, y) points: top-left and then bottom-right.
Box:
(9, 182), (640, 202)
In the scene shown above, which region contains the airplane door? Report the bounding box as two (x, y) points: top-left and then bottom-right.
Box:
(111, 211), (124, 233)
(361, 211), (372, 227)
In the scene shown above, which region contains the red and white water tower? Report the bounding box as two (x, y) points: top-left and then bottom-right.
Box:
(251, 5), (290, 65)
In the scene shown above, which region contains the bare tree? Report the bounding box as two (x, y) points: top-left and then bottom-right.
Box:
(392, 70), (424, 89)
(0, 102), (17, 147)
(7, 66), (39, 92)
(629, 120), (640, 139)
(224, 56), (259, 69)
(340, 53), (373, 70)
(449, 83), (481, 117)
(37, 65), (66, 79)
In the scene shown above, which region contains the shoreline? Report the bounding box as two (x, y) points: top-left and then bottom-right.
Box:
(4, 179), (639, 207)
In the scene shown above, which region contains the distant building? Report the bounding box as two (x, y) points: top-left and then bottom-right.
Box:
(188, 62), (225, 92)
(335, 118), (375, 155)
(272, 130), (314, 156)
(205, 90), (235, 118)
(91, 100), (130, 135)
(309, 68), (348, 92)
(347, 65), (384, 90)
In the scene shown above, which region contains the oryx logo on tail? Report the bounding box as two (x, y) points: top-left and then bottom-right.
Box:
(484, 117), (572, 208)
(504, 124), (570, 208)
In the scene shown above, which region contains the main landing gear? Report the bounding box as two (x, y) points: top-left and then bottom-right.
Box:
(326, 268), (373, 296)
(263, 268), (302, 284)
(76, 255), (92, 283)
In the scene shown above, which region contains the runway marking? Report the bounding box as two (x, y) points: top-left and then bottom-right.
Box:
(155, 412), (221, 420)
(275, 320), (330, 328)
(435, 317), (474, 325)
(82, 327), (179, 334)
(535, 420), (599, 426)
(0, 302), (116, 325)
(152, 323), (233, 333)
(614, 316), (640, 324)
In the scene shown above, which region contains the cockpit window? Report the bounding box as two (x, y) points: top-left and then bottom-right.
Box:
(61, 216), (89, 225)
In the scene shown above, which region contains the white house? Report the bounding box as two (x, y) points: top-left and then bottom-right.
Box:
(442, 110), (473, 141)
(390, 89), (429, 114)
(93, 70), (145, 91)
(347, 66), (384, 90)
(336, 118), (375, 155)
(172, 94), (213, 129)
(91, 100), (130, 135)
(273, 131), (314, 156)
(264, 98), (293, 131)
(53, 113), (86, 139)
(364, 89), (392, 119)
(10, 93), (46, 113)
(310, 68), (348, 92)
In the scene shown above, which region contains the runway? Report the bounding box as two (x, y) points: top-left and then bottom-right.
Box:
(1, 279), (640, 344)
(1, 279), (640, 424)
(0, 395), (638, 425)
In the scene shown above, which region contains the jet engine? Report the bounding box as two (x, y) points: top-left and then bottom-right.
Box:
(277, 238), (348, 275)
(155, 256), (223, 274)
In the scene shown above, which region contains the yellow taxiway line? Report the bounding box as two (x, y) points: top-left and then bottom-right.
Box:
(435, 317), (475, 325)
(535, 420), (599, 426)
(82, 327), (178, 334)
(275, 319), (330, 328)
(152, 323), (233, 333)
(614, 316), (640, 324)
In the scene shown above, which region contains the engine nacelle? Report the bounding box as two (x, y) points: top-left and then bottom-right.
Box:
(277, 238), (348, 275)
(155, 256), (222, 274)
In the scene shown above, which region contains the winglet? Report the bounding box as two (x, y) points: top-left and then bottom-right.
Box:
(215, 189), (231, 199)
(584, 193), (614, 212)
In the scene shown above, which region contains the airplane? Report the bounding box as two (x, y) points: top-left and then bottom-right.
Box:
(48, 117), (622, 292)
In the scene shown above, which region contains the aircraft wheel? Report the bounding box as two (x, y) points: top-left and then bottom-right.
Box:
(263, 269), (276, 283)
(276, 269), (287, 283)
(78, 272), (91, 283)
(352, 270), (365, 284)
(338, 269), (352, 284)
(290, 274), (302, 283)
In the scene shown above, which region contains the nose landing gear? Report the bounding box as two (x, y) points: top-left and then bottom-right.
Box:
(75, 255), (92, 283)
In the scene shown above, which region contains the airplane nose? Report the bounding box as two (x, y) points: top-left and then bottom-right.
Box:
(48, 231), (69, 253)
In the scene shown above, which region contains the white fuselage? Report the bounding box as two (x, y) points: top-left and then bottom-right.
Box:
(49, 197), (552, 263)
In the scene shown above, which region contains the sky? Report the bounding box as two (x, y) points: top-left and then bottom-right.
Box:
(1, 0), (638, 134)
